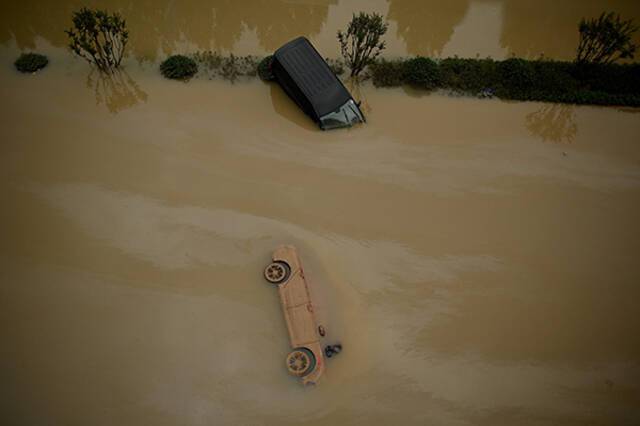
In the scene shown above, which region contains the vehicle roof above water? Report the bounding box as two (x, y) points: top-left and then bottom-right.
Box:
(273, 36), (352, 118)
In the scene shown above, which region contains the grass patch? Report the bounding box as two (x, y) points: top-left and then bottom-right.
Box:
(15, 53), (49, 73)
(370, 56), (640, 107)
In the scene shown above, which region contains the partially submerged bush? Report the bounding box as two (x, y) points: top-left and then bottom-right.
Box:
(221, 54), (258, 82)
(160, 55), (198, 80)
(497, 58), (535, 98)
(192, 51), (258, 82)
(369, 56), (640, 106)
(369, 59), (405, 87)
(576, 12), (638, 64)
(338, 12), (388, 77)
(439, 58), (498, 94)
(14, 53), (48, 73)
(258, 55), (274, 81)
(66, 8), (128, 73)
(404, 57), (441, 90)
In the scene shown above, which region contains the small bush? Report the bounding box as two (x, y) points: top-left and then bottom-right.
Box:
(14, 53), (49, 73)
(439, 58), (498, 94)
(576, 12), (638, 64)
(403, 57), (441, 90)
(497, 58), (535, 98)
(370, 59), (405, 87)
(258, 55), (274, 81)
(338, 12), (388, 77)
(529, 60), (578, 95)
(160, 55), (198, 80)
(65, 8), (128, 73)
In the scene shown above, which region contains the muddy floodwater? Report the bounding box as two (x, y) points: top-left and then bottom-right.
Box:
(2, 1), (640, 425)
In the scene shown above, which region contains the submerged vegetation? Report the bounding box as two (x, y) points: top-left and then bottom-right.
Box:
(14, 53), (49, 73)
(163, 51), (639, 107)
(403, 57), (441, 90)
(257, 55), (275, 81)
(66, 8), (128, 73)
(192, 51), (258, 82)
(369, 57), (640, 106)
(11, 8), (638, 108)
(160, 55), (198, 80)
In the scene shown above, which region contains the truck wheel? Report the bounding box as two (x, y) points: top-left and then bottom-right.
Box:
(286, 348), (316, 377)
(264, 261), (290, 284)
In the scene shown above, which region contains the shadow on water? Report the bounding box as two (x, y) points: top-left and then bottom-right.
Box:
(0, 0), (334, 61)
(269, 83), (318, 132)
(525, 104), (577, 144)
(86, 68), (148, 114)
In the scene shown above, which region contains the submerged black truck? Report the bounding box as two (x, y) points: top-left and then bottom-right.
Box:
(271, 37), (365, 130)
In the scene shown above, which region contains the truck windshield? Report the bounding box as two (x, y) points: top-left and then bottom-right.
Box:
(320, 100), (365, 130)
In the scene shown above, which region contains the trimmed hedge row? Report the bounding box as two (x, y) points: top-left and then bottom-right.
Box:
(369, 57), (640, 107)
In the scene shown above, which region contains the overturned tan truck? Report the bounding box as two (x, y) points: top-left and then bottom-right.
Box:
(264, 245), (326, 385)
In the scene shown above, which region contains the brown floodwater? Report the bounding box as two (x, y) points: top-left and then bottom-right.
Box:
(2, 0), (640, 60)
(2, 1), (640, 426)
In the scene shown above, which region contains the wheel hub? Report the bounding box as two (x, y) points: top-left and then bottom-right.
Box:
(265, 262), (287, 283)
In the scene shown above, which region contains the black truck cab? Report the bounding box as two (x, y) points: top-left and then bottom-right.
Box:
(272, 37), (365, 130)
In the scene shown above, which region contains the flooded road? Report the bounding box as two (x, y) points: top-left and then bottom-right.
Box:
(2, 1), (640, 425)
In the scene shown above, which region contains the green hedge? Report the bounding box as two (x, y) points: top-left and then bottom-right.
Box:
(257, 55), (274, 81)
(160, 55), (198, 80)
(15, 53), (49, 73)
(370, 57), (640, 107)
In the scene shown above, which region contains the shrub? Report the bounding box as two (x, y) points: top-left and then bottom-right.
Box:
(497, 58), (535, 98)
(403, 57), (441, 90)
(529, 60), (578, 95)
(160, 55), (198, 80)
(192, 52), (258, 82)
(368, 55), (639, 106)
(369, 59), (405, 87)
(224, 55), (257, 81)
(65, 8), (128, 73)
(14, 53), (49, 73)
(338, 12), (388, 77)
(439, 58), (498, 94)
(257, 55), (274, 81)
(571, 62), (640, 94)
(576, 12), (638, 64)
